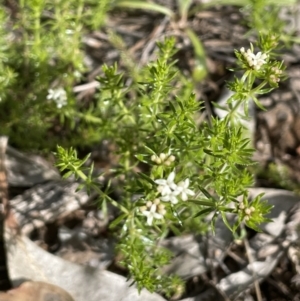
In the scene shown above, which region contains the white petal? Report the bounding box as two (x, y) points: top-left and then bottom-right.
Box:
(167, 171), (175, 182)
(161, 186), (172, 196)
(147, 215), (154, 225)
(186, 189), (195, 196)
(150, 204), (157, 212)
(170, 183), (178, 190)
(171, 188), (181, 196)
(181, 192), (188, 201)
(248, 53), (256, 59)
(170, 195), (178, 204)
(161, 195), (171, 202)
(142, 211), (150, 217)
(153, 213), (163, 219)
(155, 179), (166, 185)
(183, 178), (190, 188)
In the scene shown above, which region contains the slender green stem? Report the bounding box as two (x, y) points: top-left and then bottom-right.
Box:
(33, 7), (41, 48)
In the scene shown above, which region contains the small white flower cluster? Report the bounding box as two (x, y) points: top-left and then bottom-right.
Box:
(240, 47), (267, 71)
(47, 87), (67, 109)
(140, 199), (166, 226)
(155, 171), (195, 204)
(238, 202), (255, 222)
(269, 66), (283, 84)
(151, 153), (175, 166)
(140, 172), (195, 225)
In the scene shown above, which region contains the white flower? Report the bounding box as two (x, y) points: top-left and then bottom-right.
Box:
(176, 179), (195, 201)
(160, 190), (180, 204)
(47, 87), (67, 108)
(155, 171), (177, 196)
(240, 48), (267, 71)
(155, 172), (196, 204)
(142, 203), (163, 226)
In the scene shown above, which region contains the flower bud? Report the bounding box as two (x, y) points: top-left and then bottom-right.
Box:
(244, 208), (251, 215)
(156, 158), (162, 164)
(168, 155), (175, 162)
(151, 155), (157, 162)
(158, 204), (165, 210)
(159, 209), (166, 215)
(153, 198), (160, 205)
(140, 206), (147, 212)
(159, 153), (167, 161)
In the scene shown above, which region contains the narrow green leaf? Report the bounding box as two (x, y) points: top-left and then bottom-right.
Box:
(135, 154), (148, 163)
(137, 172), (156, 185)
(178, 0), (192, 17)
(62, 170), (73, 179)
(169, 224), (181, 236)
(256, 88), (274, 94)
(186, 28), (207, 81)
(198, 186), (215, 200)
(252, 96), (266, 111)
(143, 145), (156, 155)
(221, 211), (233, 231)
(168, 100), (177, 114)
(189, 199), (215, 207)
(81, 153), (91, 166)
(109, 213), (127, 229)
(194, 207), (214, 218)
(115, 1), (174, 17)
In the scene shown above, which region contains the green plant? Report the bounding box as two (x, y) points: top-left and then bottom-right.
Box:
(55, 33), (285, 295)
(0, 0), (118, 150)
(0, 0), (291, 297)
(1, 0), (294, 150)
